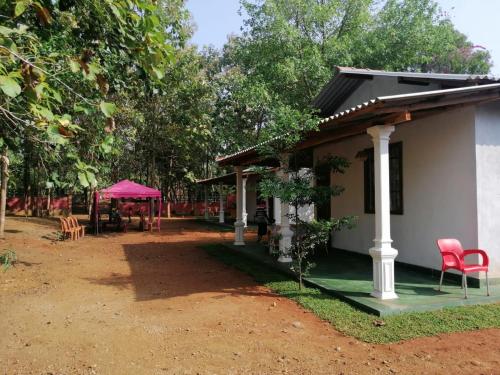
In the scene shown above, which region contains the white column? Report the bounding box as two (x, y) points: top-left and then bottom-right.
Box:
(242, 177), (248, 228)
(204, 185), (209, 220)
(273, 197), (281, 224)
(234, 166), (245, 245)
(367, 125), (398, 300)
(277, 155), (293, 263)
(218, 182), (225, 224)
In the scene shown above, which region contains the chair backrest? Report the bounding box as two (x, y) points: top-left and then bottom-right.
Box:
(69, 216), (79, 227)
(436, 238), (464, 269)
(60, 217), (70, 231)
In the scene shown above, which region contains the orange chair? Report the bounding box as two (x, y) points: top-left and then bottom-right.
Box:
(60, 217), (78, 240)
(69, 216), (85, 239)
(436, 238), (490, 298)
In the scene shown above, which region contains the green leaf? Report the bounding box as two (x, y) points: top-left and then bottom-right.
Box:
(0, 75), (21, 98)
(14, 0), (29, 17)
(99, 101), (116, 118)
(77, 172), (90, 188)
(87, 171), (97, 188)
(74, 104), (92, 114)
(69, 59), (80, 73)
(100, 134), (114, 154)
(108, 3), (124, 23)
(52, 90), (62, 104)
(0, 26), (15, 36)
(38, 106), (54, 121)
(152, 67), (164, 80)
(46, 125), (68, 145)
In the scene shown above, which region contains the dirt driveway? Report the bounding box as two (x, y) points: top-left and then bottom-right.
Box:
(0, 217), (499, 374)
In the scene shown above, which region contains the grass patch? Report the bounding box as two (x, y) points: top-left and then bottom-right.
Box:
(201, 243), (500, 344)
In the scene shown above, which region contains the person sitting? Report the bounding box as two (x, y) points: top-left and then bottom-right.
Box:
(254, 201), (269, 243)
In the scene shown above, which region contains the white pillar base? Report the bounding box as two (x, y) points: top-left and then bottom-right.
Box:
(369, 246), (398, 300)
(278, 226), (293, 263)
(219, 210), (225, 224)
(234, 220), (245, 246)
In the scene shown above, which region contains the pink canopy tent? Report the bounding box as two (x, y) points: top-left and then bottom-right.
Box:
(94, 180), (162, 233)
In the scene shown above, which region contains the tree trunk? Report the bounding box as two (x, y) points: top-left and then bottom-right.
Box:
(46, 188), (51, 217)
(0, 148), (10, 239)
(23, 140), (31, 217)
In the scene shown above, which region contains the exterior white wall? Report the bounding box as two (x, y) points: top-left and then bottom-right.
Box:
(245, 175), (257, 222)
(475, 103), (500, 277)
(289, 168), (315, 223)
(338, 76), (440, 112)
(314, 107), (479, 272)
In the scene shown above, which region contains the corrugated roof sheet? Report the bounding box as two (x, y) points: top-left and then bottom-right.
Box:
(334, 67), (498, 81)
(318, 83), (500, 125)
(312, 66), (500, 117)
(218, 82), (500, 166)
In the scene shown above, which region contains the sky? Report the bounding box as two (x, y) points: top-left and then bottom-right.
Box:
(186, 0), (500, 76)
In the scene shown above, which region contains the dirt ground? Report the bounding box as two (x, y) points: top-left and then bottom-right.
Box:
(0, 217), (499, 375)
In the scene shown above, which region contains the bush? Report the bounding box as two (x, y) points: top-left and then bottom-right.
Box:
(0, 250), (16, 271)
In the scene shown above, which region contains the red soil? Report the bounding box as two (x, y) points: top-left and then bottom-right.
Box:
(0, 217), (499, 374)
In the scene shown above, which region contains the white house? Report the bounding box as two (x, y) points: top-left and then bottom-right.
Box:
(217, 67), (500, 300)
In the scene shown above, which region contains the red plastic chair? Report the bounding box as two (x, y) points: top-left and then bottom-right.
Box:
(436, 238), (490, 298)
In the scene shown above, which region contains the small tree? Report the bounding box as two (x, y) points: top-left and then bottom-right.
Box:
(259, 154), (356, 289)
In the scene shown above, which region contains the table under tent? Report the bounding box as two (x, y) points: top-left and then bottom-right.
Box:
(93, 180), (162, 234)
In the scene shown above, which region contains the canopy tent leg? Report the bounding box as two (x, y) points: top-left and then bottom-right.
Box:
(158, 197), (162, 231)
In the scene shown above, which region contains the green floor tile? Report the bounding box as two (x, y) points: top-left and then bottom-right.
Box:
(225, 242), (500, 316)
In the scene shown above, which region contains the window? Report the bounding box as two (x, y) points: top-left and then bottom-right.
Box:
(364, 142), (403, 214)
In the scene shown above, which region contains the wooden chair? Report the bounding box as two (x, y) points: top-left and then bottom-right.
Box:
(69, 216), (85, 238)
(60, 217), (77, 240)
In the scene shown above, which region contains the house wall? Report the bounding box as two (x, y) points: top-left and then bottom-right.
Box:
(475, 102), (500, 277)
(337, 76), (440, 112)
(314, 107), (479, 272)
(245, 175), (257, 222)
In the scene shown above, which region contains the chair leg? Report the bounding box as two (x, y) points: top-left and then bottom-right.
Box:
(486, 271), (490, 296)
(464, 273), (468, 299)
(439, 271), (444, 291)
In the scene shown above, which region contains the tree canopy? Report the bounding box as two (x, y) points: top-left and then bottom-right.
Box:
(210, 0), (492, 158)
(0, 0), (493, 231)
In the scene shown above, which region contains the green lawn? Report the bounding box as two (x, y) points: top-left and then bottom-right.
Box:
(201, 243), (500, 344)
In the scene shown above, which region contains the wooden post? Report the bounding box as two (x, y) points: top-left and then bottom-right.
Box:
(204, 185), (209, 220)
(218, 182), (225, 224)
